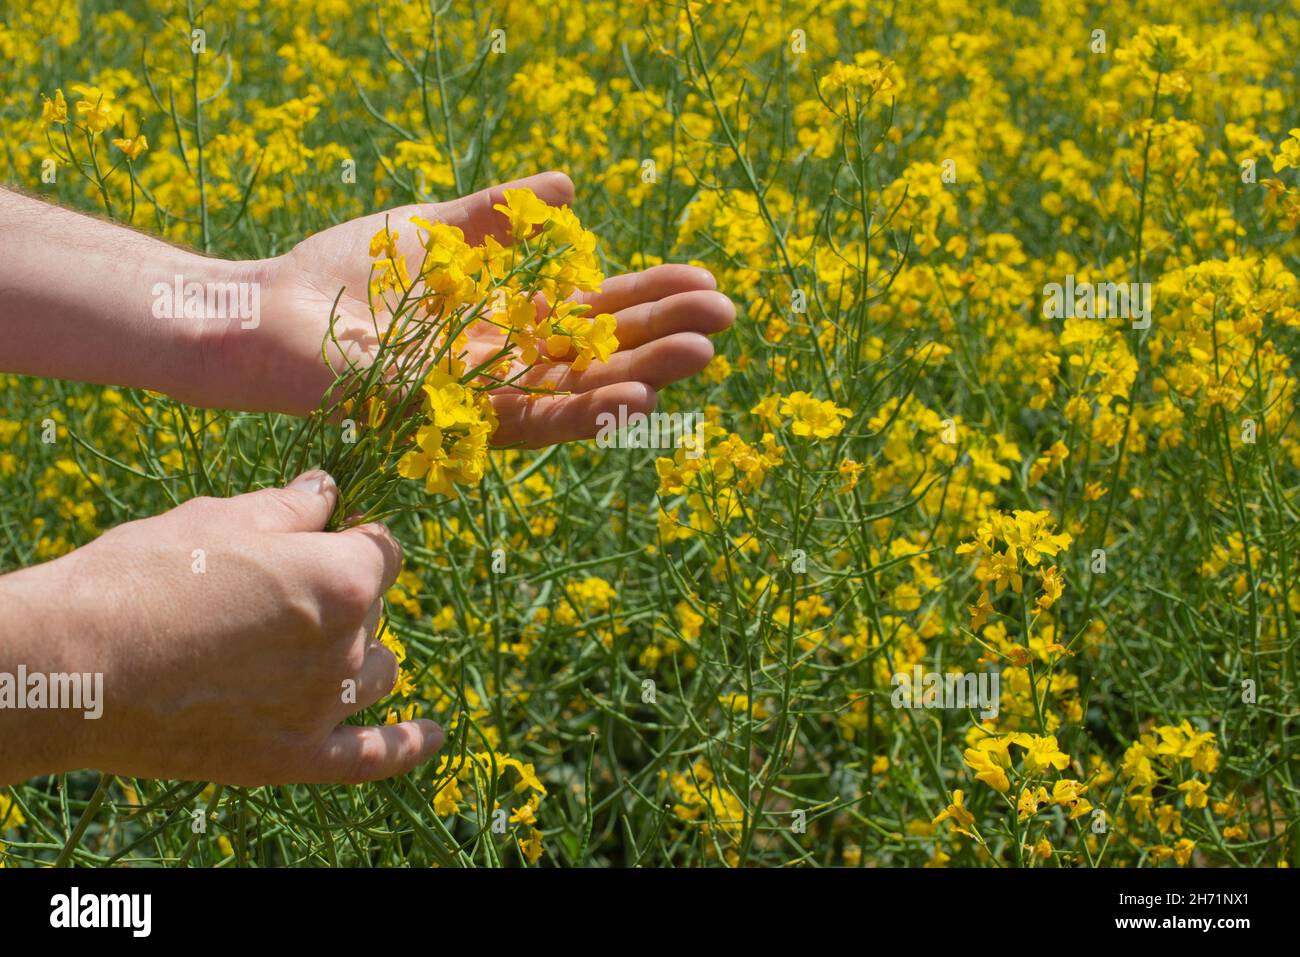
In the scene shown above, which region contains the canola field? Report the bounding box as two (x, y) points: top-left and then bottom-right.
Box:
(1, 0), (1298, 867)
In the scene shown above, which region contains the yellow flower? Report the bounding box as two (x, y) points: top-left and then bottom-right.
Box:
(838, 457), (864, 492)
(40, 89), (68, 126)
(1017, 786), (1047, 821)
(1001, 510), (1073, 566)
(509, 794), (541, 826)
(1017, 735), (1071, 775)
(70, 83), (117, 134)
(986, 549), (1022, 594)
(750, 395), (781, 429)
(964, 737), (1012, 793)
(1050, 780), (1094, 819)
(433, 776), (462, 816)
(1275, 129), (1300, 172)
(519, 827), (545, 864)
(779, 391), (852, 439)
(111, 134), (148, 160)
(493, 186), (551, 240)
(1035, 565), (1065, 613)
(1028, 440), (1069, 485)
(1178, 778), (1209, 809)
(368, 226), (399, 260)
(933, 790), (977, 837)
(545, 302), (619, 371)
(512, 761), (547, 796)
(968, 589), (994, 631)
(397, 426), (454, 496)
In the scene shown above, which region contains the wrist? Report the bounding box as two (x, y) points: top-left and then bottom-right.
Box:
(0, 188), (277, 411)
(152, 253), (275, 407)
(191, 252), (332, 416)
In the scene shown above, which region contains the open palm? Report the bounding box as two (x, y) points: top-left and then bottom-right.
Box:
(213, 172), (733, 447)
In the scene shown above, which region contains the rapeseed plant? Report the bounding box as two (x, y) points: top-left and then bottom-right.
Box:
(0, 0), (1297, 870)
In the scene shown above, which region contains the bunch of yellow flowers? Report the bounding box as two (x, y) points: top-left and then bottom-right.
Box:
(956, 509), (1074, 629)
(311, 187), (619, 525)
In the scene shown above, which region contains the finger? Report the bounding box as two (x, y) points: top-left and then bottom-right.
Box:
(513, 332), (715, 394)
(490, 381), (657, 448)
(213, 470), (339, 533)
(307, 720), (444, 785)
(611, 289), (735, 350)
(330, 522), (404, 594)
(345, 640), (401, 715)
(576, 264), (717, 314)
(330, 600), (379, 686)
(425, 171), (575, 246)
(360, 598), (383, 639)
(327, 600), (382, 676)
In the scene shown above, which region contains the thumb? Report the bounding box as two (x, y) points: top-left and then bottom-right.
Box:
(231, 469), (339, 533)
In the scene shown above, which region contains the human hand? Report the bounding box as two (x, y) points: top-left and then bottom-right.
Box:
(198, 172), (735, 445)
(0, 471), (441, 787)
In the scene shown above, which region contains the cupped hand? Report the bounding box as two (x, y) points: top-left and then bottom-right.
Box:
(201, 172), (734, 446)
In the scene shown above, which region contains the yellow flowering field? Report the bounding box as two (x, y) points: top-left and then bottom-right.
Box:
(1, 0), (1298, 869)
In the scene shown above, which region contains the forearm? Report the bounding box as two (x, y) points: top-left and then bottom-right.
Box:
(0, 187), (248, 402)
(0, 556), (102, 784)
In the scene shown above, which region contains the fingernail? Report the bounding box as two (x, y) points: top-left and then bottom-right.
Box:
(289, 469), (336, 497)
(690, 265), (718, 290)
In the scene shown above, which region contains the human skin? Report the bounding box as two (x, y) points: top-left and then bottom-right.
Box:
(0, 172), (734, 785)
